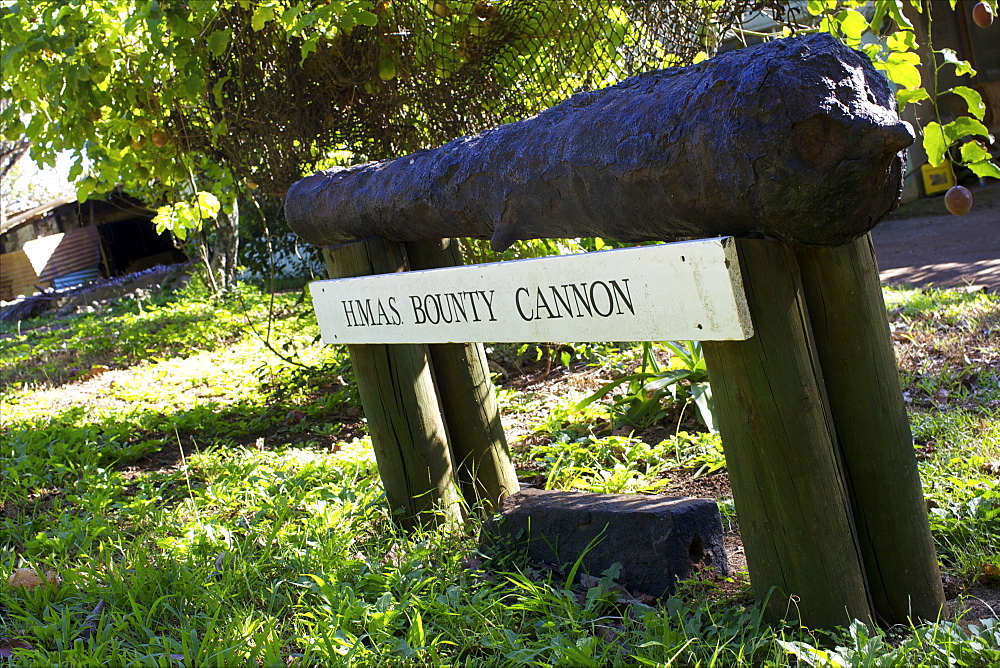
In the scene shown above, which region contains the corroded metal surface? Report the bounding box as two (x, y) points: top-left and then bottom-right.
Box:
(285, 33), (913, 251)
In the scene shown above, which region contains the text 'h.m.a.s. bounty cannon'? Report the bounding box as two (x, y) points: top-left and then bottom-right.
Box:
(284, 33), (946, 630)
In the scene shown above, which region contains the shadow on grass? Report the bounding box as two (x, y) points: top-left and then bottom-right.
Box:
(1, 378), (363, 506)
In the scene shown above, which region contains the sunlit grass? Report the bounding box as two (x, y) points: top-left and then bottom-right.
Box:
(1, 282), (999, 664)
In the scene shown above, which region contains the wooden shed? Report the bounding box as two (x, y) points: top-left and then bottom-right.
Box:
(0, 192), (185, 301)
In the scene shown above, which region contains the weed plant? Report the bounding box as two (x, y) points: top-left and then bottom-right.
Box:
(1, 282), (998, 665)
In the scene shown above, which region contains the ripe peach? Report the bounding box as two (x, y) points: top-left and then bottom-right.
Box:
(973, 2), (994, 27)
(944, 185), (973, 215)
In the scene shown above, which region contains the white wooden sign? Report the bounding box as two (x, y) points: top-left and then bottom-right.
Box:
(310, 237), (752, 344)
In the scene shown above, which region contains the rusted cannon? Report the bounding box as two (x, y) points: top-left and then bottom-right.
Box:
(285, 33), (913, 251)
(286, 33), (946, 630)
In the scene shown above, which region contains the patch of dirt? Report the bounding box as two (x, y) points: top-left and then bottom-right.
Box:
(953, 586), (1000, 628)
(662, 470), (730, 499)
(873, 179), (1000, 292)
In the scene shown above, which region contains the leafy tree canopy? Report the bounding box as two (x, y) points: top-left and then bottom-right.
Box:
(1, 0), (996, 286)
(0, 0), (747, 206)
(806, 0), (999, 180)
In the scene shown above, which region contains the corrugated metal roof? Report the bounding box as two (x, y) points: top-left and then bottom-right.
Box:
(1, 194), (77, 236)
(0, 225), (102, 300)
(0, 250), (40, 301)
(24, 225), (101, 281)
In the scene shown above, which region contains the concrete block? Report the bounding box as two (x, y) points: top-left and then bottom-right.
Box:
(483, 488), (728, 597)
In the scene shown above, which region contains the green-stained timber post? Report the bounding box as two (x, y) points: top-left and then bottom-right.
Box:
(702, 238), (873, 628)
(795, 234), (946, 625)
(323, 239), (463, 530)
(405, 238), (520, 510)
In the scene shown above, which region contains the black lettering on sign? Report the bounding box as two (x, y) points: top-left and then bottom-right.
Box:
(515, 279), (634, 321)
(342, 298), (403, 327)
(611, 279), (634, 315)
(424, 294), (442, 324)
(480, 290), (497, 322)
(590, 281), (614, 317)
(409, 295), (427, 324)
(410, 290), (498, 325)
(388, 297), (402, 325)
(447, 293), (467, 322)
(565, 283), (593, 317)
(342, 299), (359, 327)
(515, 287), (532, 321)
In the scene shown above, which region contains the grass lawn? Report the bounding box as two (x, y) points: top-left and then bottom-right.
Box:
(1, 274), (998, 666)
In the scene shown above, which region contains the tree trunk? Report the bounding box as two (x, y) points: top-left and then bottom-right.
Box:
(209, 198), (240, 292)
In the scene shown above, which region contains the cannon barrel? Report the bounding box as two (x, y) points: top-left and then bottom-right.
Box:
(285, 33), (913, 251)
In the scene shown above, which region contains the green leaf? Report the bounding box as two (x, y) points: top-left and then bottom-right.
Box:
(691, 382), (716, 433)
(94, 46), (114, 67)
(76, 177), (94, 202)
(886, 30), (916, 52)
(838, 9), (869, 40)
(968, 160), (1000, 179)
(869, 1), (887, 33)
(942, 117), (989, 144)
(183, 72), (204, 98)
(950, 86), (986, 121)
(251, 5), (274, 31)
(896, 88), (929, 109)
(938, 49), (976, 77)
(212, 77), (230, 106)
(877, 51), (922, 90)
(883, 0), (915, 30)
(642, 370), (691, 394)
(966, 160), (1000, 179)
(67, 158), (83, 182)
(862, 43), (883, 60)
(350, 8), (378, 28)
(960, 141), (990, 164)
(887, 50), (921, 65)
(300, 35), (319, 65)
(877, 58), (921, 90)
(807, 0), (835, 15)
(922, 121), (947, 167)
(195, 191), (221, 217)
(279, 5), (303, 29)
(207, 29), (231, 58)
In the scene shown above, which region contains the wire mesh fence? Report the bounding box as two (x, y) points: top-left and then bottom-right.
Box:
(199, 1), (772, 193)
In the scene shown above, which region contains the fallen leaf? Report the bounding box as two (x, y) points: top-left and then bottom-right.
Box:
(978, 563), (1000, 585)
(0, 638), (35, 658)
(77, 599), (105, 643)
(77, 365), (111, 382)
(7, 568), (60, 590)
(980, 461), (1000, 476)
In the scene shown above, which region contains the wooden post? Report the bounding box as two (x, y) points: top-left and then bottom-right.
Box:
(404, 239), (520, 510)
(795, 234), (946, 625)
(323, 239), (463, 530)
(702, 239), (872, 628)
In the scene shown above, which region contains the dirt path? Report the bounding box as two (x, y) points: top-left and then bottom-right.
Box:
(872, 179), (1000, 292)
